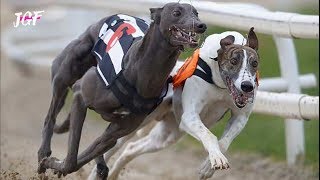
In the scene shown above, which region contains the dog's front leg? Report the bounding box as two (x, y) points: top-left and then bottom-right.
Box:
(180, 112), (229, 170)
(198, 113), (249, 180)
(219, 113), (249, 152)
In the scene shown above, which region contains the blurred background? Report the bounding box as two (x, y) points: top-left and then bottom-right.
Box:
(1, 0), (319, 179)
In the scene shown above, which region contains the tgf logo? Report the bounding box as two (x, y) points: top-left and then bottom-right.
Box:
(13, 10), (44, 28)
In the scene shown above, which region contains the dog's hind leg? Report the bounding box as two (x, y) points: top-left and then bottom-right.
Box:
(94, 155), (109, 180)
(88, 123), (153, 180)
(53, 113), (70, 134)
(52, 89), (71, 134)
(87, 134), (136, 180)
(38, 30), (96, 163)
(100, 113), (161, 163)
(88, 97), (173, 180)
(136, 120), (157, 138)
(88, 119), (157, 180)
(108, 115), (182, 180)
(38, 76), (69, 163)
(40, 113), (145, 177)
(39, 87), (88, 175)
(199, 158), (215, 180)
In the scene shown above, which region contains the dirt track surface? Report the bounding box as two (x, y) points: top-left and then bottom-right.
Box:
(0, 2), (318, 180)
(1, 43), (318, 180)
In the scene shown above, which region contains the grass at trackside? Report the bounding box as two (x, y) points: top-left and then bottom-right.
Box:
(178, 7), (319, 168)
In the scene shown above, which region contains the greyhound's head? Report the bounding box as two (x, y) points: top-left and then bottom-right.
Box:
(150, 3), (207, 49)
(216, 28), (259, 108)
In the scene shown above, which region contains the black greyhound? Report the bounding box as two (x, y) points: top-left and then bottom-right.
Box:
(37, 3), (206, 179)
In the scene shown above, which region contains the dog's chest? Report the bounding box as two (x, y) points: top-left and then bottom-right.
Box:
(196, 83), (240, 126)
(199, 95), (230, 126)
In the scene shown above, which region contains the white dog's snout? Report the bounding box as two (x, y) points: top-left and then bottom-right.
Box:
(234, 49), (256, 92)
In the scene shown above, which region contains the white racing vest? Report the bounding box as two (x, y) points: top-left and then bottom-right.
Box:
(92, 14), (168, 114)
(92, 14), (149, 87)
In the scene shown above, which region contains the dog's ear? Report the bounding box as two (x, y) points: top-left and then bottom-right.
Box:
(246, 27), (258, 51)
(220, 35), (235, 50)
(150, 8), (163, 24)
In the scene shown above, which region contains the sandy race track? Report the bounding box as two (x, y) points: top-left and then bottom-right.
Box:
(1, 40), (318, 180)
(0, 2), (318, 180)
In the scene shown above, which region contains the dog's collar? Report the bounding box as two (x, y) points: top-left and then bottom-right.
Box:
(193, 58), (227, 89)
(193, 57), (213, 84)
(210, 57), (218, 61)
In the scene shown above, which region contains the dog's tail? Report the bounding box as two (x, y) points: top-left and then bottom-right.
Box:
(53, 115), (70, 134)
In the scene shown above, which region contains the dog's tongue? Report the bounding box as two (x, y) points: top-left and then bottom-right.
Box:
(237, 93), (254, 105)
(238, 98), (245, 105)
(238, 94), (247, 104)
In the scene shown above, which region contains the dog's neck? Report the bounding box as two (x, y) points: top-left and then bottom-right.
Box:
(200, 56), (227, 89)
(211, 61), (227, 89)
(125, 22), (181, 98)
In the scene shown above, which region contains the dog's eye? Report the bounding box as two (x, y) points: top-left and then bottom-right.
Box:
(230, 58), (238, 65)
(251, 60), (258, 68)
(173, 11), (181, 17)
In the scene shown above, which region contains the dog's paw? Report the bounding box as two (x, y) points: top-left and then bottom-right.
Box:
(38, 157), (63, 175)
(37, 148), (52, 163)
(208, 149), (230, 170)
(96, 163), (109, 180)
(37, 157), (50, 174)
(37, 173), (48, 180)
(53, 169), (64, 178)
(199, 158), (215, 180)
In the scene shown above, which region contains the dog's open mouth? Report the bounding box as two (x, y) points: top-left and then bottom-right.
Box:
(226, 77), (254, 108)
(170, 26), (199, 48)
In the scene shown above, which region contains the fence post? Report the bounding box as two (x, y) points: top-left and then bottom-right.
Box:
(273, 36), (305, 165)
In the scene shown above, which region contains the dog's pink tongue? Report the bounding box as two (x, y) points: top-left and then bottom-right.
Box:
(239, 94), (247, 104)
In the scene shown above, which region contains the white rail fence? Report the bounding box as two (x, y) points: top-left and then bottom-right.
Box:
(254, 91), (319, 120)
(1, 0), (318, 165)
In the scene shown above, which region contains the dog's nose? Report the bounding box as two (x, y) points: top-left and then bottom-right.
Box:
(196, 23), (207, 33)
(241, 81), (254, 92)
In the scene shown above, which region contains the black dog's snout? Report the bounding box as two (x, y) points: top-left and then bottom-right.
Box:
(241, 81), (254, 92)
(196, 23), (207, 33)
